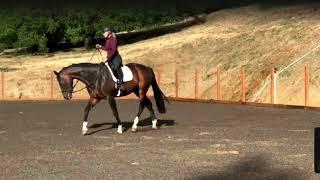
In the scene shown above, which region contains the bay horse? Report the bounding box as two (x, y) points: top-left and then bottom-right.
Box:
(53, 62), (168, 135)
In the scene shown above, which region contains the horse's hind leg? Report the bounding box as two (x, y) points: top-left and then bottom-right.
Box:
(132, 87), (157, 131)
(131, 88), (147, 132)
(144, 97), (157, 129)
(108, 96), (123, 134)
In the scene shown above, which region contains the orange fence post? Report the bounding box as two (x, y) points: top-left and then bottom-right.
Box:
(271, 67), (275, 104)
(1, 72), (4, 100)
(195, 67), (199, 99)
(305, 66), (309, 106)
(175, 69), (179, 98)
(50, 71), (54, 100)
(241, 67), (246, 102)
(157, 67), (161, 87)
(217, 66), (221, 100)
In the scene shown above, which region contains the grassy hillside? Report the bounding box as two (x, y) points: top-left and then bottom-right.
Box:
(1, 4), (320, 106)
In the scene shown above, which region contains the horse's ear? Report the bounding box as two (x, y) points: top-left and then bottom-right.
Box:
(53, 71), (59, 76)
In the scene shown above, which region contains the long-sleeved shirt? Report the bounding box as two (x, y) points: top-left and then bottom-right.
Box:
(101, 35), (118, 61)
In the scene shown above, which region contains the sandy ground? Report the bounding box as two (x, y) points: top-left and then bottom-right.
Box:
(0, 99), (320, 179)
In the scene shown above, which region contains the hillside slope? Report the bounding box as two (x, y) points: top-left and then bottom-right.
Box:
(1, 4), (320, 106)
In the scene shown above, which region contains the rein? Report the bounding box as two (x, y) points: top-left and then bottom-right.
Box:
(61, 48), (104, 94)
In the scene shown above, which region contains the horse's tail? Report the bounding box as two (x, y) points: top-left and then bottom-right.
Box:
(151, 70), (169, 114)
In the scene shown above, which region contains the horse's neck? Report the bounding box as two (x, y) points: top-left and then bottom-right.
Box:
(68, 67), (99, 86)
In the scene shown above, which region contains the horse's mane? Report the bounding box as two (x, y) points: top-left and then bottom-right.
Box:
(69, 63), (99, 67)
(61, 63), (100, 71)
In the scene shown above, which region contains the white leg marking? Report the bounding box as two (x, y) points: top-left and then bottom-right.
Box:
(117, 125), (123, 134)
(132, 116), (139, 132)
(82, 121), (88, 135)
(152, 119), (158, 129)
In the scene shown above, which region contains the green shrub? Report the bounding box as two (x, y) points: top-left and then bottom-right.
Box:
(0, 7), (202, 53)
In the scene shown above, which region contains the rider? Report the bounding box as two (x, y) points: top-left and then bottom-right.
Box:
(96, 27), (125, 91)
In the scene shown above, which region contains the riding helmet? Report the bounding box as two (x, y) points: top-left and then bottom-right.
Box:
(103, 27), (113, 33)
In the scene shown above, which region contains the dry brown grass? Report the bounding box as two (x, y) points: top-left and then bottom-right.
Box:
(1, 4), (320, 105)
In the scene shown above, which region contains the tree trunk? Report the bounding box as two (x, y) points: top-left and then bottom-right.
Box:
(84, 31), (96, 49)
(84, 36), (92, 50)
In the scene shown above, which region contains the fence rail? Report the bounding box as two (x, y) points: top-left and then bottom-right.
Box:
(0, 66), (316, 108)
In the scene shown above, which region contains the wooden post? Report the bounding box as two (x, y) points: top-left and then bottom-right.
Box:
(195, 67), (199, 99)
(175, 69), (179, 98)
(157, 66), (161, 87)
(241, 67), (245, 102)
(305, 66), (309, 106)
(1, 72), (4, 100)
(271, 67), (275, 104)
(217, 66), (221, 100)
(50, 71), (54, 100)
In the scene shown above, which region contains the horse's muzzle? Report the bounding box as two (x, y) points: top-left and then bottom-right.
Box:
(64, 93), (72, 100)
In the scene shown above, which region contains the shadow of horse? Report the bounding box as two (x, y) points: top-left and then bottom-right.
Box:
(86, 118), (175, 135)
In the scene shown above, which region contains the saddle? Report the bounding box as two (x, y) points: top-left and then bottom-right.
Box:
(104, 62), (133, 82)
(99, 62), (133, 96)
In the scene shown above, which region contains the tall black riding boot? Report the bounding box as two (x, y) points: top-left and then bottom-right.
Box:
(116, 69), (125, 91)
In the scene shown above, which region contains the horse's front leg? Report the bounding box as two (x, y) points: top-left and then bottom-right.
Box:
(108, 96), (123, 134)
(82, 98), (100, 135)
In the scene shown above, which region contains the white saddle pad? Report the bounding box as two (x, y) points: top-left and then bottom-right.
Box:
(104, 62), (133, 82)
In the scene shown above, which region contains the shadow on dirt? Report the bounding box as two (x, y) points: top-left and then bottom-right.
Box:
(194, 154), (308, 180)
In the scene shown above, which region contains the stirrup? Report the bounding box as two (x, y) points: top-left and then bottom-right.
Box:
(117, 79), (125, 89)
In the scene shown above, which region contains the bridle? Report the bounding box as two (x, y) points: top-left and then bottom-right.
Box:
(59, 48), (104, 94)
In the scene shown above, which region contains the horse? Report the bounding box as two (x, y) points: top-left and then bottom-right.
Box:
(53, 62), (168, 135)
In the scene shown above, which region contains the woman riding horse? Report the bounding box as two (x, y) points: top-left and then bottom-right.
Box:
(96, 27), (125, 91)
(54, 31), (168, 134)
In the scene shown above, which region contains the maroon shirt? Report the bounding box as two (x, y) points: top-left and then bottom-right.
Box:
(101, 34), (118, 60)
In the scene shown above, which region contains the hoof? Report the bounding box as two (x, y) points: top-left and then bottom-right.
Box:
(132, 128), (137, 132)
(82, 122), (88, 135)
(82, 129), (88, 135)
(152, 120), (158, 130)
(117, 125), (123, 134)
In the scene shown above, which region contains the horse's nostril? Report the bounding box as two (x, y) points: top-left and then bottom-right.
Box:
(64, 94), (70, 100)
